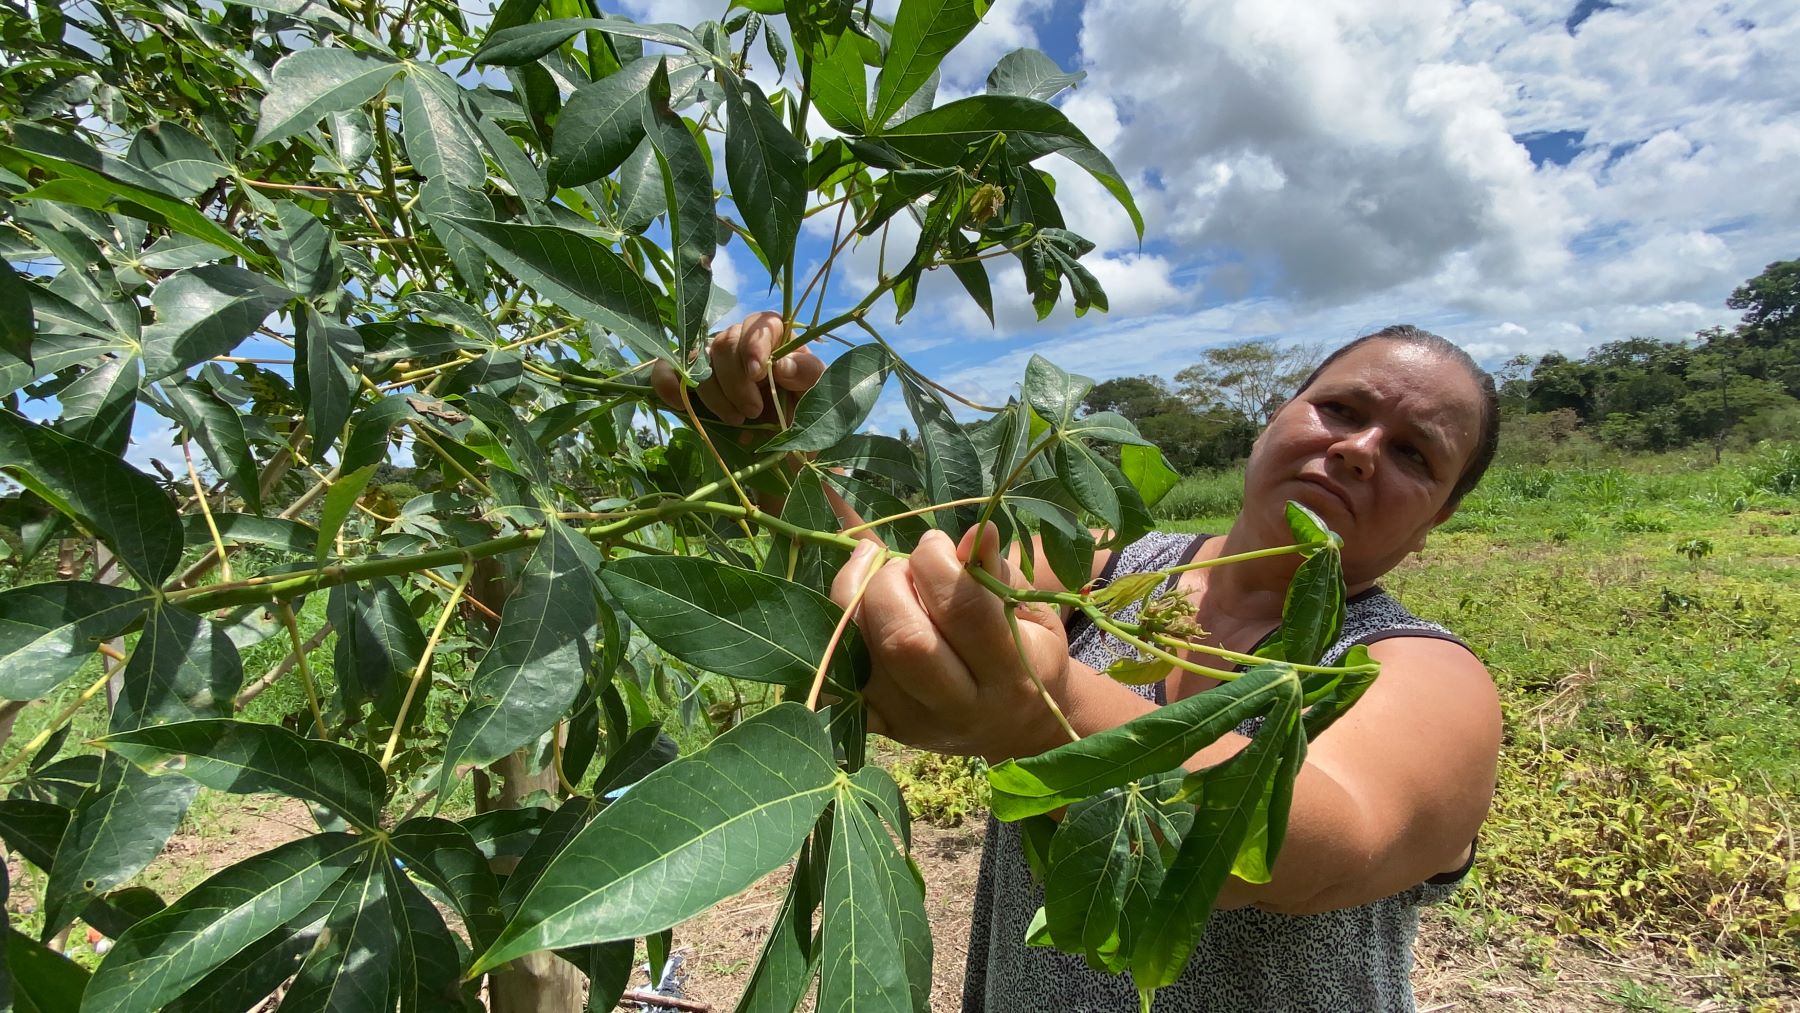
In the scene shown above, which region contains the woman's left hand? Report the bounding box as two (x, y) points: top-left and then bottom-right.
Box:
(830, 524), (1072, 763)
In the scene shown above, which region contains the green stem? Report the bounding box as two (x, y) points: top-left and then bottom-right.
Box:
(1143, 630), (1379, 676)
(1163, 541), (1327, 576)
(275, 602), (330, 738)
(1081, 606), (1242, 684)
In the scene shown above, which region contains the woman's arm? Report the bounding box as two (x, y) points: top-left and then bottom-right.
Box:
(836, 525), (1501, 916)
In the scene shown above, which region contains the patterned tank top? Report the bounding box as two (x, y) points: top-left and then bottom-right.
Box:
(961, 532), (1477, 1012)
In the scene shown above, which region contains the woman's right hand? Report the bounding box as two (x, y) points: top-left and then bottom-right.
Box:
(649, 310), (825, 426)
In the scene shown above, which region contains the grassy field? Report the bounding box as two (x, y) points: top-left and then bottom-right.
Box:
(1155, 442), (1800, 1008)
(3, 441), (1796, 1008)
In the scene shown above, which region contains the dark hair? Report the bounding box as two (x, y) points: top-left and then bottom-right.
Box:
(1294, 325), (1499, 511)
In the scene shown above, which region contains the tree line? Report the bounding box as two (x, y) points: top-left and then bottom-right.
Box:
(1064, 258), (1798, 471)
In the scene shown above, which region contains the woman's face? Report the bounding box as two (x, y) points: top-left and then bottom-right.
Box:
(1243, 339), (1484, 584)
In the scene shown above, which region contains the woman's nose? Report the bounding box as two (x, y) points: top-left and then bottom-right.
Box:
(1331, 429), (1379, 478)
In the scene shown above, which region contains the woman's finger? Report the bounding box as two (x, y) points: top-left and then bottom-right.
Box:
(774, 345), (825, 392)
(737, 311), (787, 381)
(693, 376), (744, 424)
(829, 539), (882, 609)
(649, 359), (682, 410)
(855, 555), (980, 714)
(906, 528), (1019, 677)
(708, 325), (764, 420)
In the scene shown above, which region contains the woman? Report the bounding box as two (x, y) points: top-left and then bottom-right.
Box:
(662, 316), (1504, 1011)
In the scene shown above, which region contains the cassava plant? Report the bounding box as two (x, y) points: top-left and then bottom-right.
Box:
(0, 0), (1380, 1010)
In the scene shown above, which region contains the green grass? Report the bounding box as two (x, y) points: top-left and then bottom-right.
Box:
(1379, 442), (1799, 1003)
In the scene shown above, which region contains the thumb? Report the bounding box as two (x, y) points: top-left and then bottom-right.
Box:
(956, 522), (1019, 587)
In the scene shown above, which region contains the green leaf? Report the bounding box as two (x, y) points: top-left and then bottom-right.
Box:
(297, 307), (365, 459)
(882, 95), (1141, 239)
(57, 351), (140, 457)
(156, 873), (353, 1013)
(418, 178), (495, 290)
(473, 703), (837, 972)
(949, 255), (994, 326)
(109, 602), (242, 733)
(0, 582), (147, 700)
(251, 48), (404, 148)
(474, 17), (703, 66)
(314, 463), (378, 562)
(1054, 439), (1120, 529)
(824, 471), (931, 551)
(818, 776), (932, 1013)
(438, 520), (599, 789)
(82, 833), (363, 1013)
(401, 64), (486, 188)
(872, 0), (991, 127)
(899, 372), (988, 536)
(986, 664), (1300, 819)
(43, 756), (197, 939)
(0, 799), (71, 871)
(0, 264), (34, 366)
(1131, 676), (1302, 992)
(1042, 777), (1171, 972)
(1119, 445), (1179, 509)
(280, 852), (396, 1011)
(7, 928), (93, 1011)
(722, 73), (807, 272)
(1066, 410), (1152, 447)
(384, 863), (470, 1013)
(1278, 546), (1344, 667)
(100, 718), (388, 832)
(0, 145), (261, 266)
(388, 817), (504, 951)
(592, 723), (680, 797)
(126, 122), (227, 199)
(1022, 354), (1093, 428)
(614, 138), (667, 235)
(179, 514), (313, 554)
(804, 30), (869, 135)
(759, 344), (891, 453)
(986, 47), (1085, 102)
(734, 838), (822, 1013)
(328, 577), (425, 720)
(0, 409), (183, 586)
(599, 555), (861, 689)
(641, 59), (717, 365)
(548, 56), (698, 189)
(437, 217), (669, 370)
(814, 434), (923, 489)
(160, 381), (261, 513)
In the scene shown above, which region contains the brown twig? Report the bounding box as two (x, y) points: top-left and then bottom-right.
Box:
(620, 990), (712, 1012)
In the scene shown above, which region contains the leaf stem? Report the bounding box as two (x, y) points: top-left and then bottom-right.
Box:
(184, 442), (232, 584)
(1006, 605), (1079, 744)
(1080, 606), (1242, 684)
(1142, 631), (1378, 675)
(382, 560), (471, 772)
(1163, 541), (1327, 576)
(806, 547), (884, 711)
(276, 602), (330, 738)
(837, 496), (993, 538)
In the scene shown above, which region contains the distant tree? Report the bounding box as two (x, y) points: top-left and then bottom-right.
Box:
(1079, 375), (1254, 471)
(1722, 259), (1800, 396)
(1728, 258), (1800, 335)
(1175, 339), (1322, 426)
(1526, 351), (1595, 418)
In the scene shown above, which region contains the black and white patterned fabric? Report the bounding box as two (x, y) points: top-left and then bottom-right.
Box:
(961, 532), (1476, 1012)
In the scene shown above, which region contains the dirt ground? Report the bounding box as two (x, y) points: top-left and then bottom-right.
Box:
(17, 799), (1779, 1012)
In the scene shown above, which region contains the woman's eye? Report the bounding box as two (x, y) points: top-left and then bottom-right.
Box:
(1398, 445), (1430, 469)
(1320, 401), (1350, 417)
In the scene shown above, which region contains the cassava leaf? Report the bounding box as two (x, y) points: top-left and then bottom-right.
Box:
(437, 520), (599, 794)
(0, 410), (182, 586)
(251, 48), (404, 148)
(599, 555), (862, 689)
(82, 833), (363, 1013)
(100, 718), (388, 832)
(141, 266), (291, 381)
(437, 217), (669, 369)
(986, 664), (1301, 819)
(43, 756), (197, 939)
(759, 343), (890, 453)
(872, 0), (991, 127)
(472, 704), (837, 973)
(109, 602), (242, 733)
(722, 73), (806, 270)
(0, 582), (147, 701)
